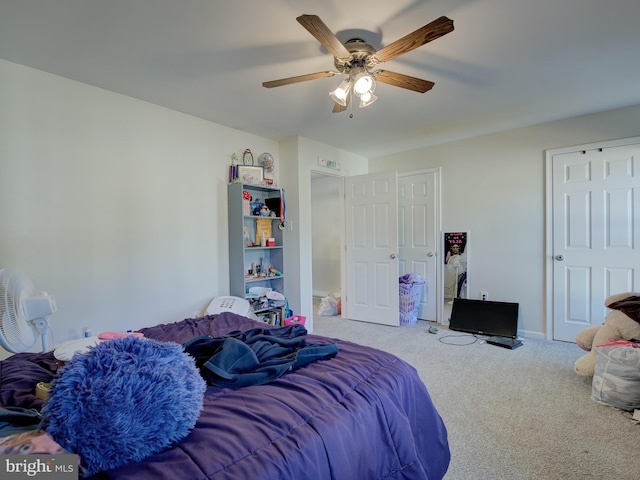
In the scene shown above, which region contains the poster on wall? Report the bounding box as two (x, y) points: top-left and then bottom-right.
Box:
(444, 231), (468, 299)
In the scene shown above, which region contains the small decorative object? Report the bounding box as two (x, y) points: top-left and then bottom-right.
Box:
(243, 226), (252, 247)
(229, 154), (240, 183)
(260, 205), (270, 216)
(251, 198), (263, 216)
(258, 152), (274, 172)
(242, 190), (252, 215)
(243, 149), (254, 165)
(284, 315), (306, 326)
(255, 218), (272, 245)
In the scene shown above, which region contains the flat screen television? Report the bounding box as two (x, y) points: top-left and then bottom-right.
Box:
(449, 298), (519, 339)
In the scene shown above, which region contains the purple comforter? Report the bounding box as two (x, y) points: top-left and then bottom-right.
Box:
(1, 313), (449, 479)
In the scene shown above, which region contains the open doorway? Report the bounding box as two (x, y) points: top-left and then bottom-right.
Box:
(310, 172), (343, 314)
(309, 168), (441, 324)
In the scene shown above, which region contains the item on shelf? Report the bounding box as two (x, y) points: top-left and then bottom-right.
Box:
(255, 218), (272, 245)
(264, 198), (281, 217)
(266, 291), (285, 301)
(267, 238), (276, 247)
(242, 149), (254, 166)
(238, 166), (264, 185)
(260, 205), (270, 216)
(256, 309), (281, 326)
(251, 198), (263, 215)
(243, 226), (252, 247)
(242, 190), (252, 215)
(258, 152), (274, 172)
(249, 287), (272, 297)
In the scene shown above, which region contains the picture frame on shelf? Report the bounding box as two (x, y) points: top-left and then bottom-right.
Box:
(237, 166), (264, 185)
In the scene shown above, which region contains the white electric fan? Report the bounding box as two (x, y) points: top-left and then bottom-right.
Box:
(0, 268), (57, 353)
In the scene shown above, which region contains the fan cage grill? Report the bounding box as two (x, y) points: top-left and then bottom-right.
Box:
(0, 269), (38, 352)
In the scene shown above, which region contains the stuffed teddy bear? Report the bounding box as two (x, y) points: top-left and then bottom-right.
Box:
(574, 292), (640, 377)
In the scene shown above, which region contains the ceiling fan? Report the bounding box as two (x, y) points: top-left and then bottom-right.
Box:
(263, 14), (454, 113)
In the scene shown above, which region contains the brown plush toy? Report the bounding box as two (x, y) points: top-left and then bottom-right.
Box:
(574, 292), (640, 377)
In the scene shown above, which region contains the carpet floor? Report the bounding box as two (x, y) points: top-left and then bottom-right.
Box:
(312, 313), (639, 480)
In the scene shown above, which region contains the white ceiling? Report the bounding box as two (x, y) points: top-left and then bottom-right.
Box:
(2, 0), (640, 158)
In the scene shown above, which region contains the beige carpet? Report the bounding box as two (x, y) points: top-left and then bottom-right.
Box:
(312, 314), (639, 480)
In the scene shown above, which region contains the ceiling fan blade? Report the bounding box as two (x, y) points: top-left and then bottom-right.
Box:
(297, 14), (351, 60)
(374, 70), (435, 93)
(374, 16), (454, 63)
(262, 71), (337, 88)
(332, 102), (347, 113)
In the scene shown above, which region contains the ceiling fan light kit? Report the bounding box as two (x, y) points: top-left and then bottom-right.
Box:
(329, 78), (352, 106)
(263, 14), (454, 113)
(359, 91), (378, 108)
(352, 72), (374, 95)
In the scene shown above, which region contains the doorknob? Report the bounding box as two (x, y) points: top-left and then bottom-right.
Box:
(389, 254), (397, 259)
(427, 252), (434, 257)
(555, 255), (564, 261)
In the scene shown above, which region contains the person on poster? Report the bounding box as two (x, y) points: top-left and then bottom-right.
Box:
(444, 233), (467, 299)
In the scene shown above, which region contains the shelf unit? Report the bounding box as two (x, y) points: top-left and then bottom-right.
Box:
(228, 183), (285, 324)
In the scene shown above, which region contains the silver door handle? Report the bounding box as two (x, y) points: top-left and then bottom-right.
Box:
(555, 255), (564, 261)
(427, 252), (434, 257)
(390, 254), (397, 259)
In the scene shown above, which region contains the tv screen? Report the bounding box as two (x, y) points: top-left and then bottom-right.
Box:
(449, 298), (519, 338)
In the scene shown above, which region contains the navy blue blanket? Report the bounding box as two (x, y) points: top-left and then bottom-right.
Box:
(183, 324), (338, 388)
(1, 313), (450, 479)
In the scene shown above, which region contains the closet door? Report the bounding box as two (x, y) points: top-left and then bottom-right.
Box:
(551, 141), (640, 342)
(398, 170), (439, 321)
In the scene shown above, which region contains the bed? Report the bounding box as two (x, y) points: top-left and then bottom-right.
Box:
(0, 312), (450, 479)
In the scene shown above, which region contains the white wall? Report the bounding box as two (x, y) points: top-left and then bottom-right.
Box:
(0, 58), (279, 354)
(369, 104), (640, 338)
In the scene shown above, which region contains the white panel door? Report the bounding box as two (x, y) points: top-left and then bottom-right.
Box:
(552, 144), (639, 342)
(398, 171), (438, 321)
(345, 171), (399, 326)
